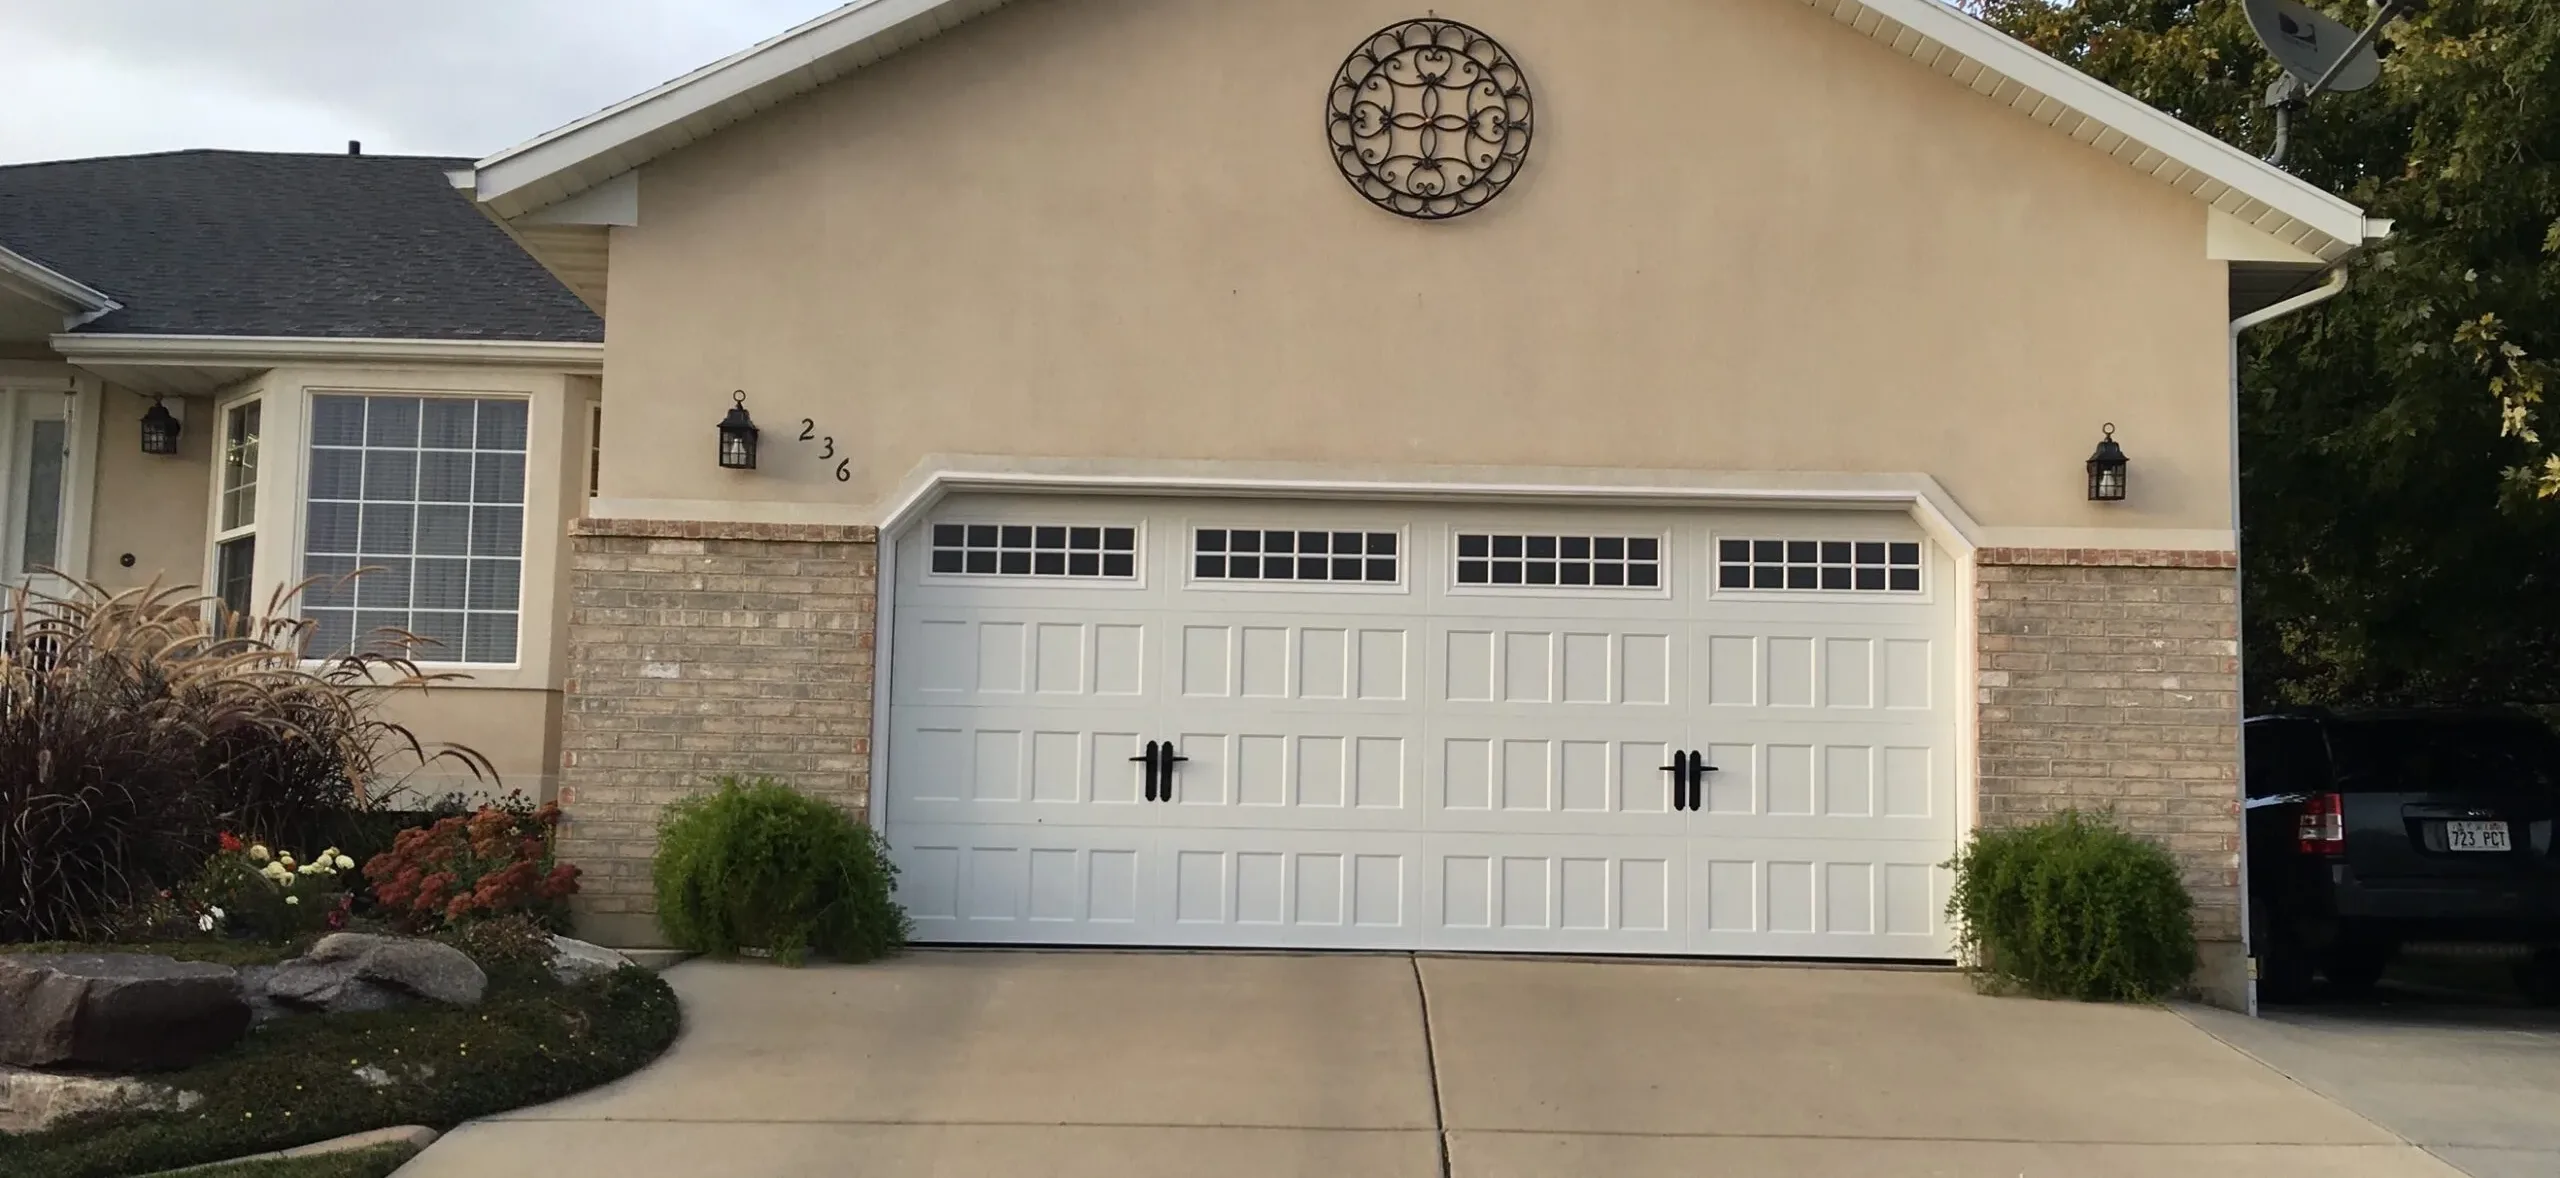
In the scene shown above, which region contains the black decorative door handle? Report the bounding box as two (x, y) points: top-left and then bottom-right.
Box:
(1662, 754), (1690, 812)
(1686, 750), (1719, 813)
(1132, 740), (1159, 802)
(1159, 743), (1189, 803)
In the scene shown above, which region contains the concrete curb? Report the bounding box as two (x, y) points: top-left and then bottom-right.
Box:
(139, 1124), (437, 1176)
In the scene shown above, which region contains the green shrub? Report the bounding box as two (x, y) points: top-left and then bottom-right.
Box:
(654, 776), (908, 965)
(1944, 810), (2198, 1002)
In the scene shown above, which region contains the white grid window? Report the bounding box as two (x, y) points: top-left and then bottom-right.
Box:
(302, 395), (527, 662)
(1718, 539), (1921, 592)
(1456, 533), (1659, 588)
(930, 523), (1136, 578)
(1194, 528), (1397, 583)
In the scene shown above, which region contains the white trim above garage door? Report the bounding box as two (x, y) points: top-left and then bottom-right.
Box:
(879, 493), (1964, 960)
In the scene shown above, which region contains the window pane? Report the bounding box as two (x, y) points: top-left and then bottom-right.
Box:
(221, 403), (261, 531)
(421, 400), (476, 449)
(414, 558), (468, 611)
(302, 556), (358, 609)
(310, 397), (363, 447)
(20, 419), (64, 570)
(305, 609), (353, 658)
(305, 503), (360, 554)
(416, 505), (471, 556)
(473, 452), (526, 504)
(467, 561), (520, 611)
(410, 611), (466, 659)
(476, 400), (529, 451)
(354, 559), (411, 609)
(417, 451), (473, 502)
(217, 537), (256, 620)
(463, 612), (519, 664)
(358, 504), (414, 553)
(470, 507), (523, 557)
(364, 398), (421, 447)
(362, 450), (417, 501)
(307, 448), (361, 500)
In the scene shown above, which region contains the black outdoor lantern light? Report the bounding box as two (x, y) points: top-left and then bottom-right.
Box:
(716, 390), (759, 470)
(139, 396), (181, 456)
(2086, 423), (2129, 502)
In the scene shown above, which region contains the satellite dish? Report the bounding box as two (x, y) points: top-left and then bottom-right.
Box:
(2243, 0), (2383, 93)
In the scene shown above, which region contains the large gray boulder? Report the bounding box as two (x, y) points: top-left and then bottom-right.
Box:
(0, 954), (249, 1072)
(305, 933), (486, 1007)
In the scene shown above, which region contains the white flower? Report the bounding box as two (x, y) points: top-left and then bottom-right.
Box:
(285, 895), (300, 906)
(337, 855), (356, 870)
(260, 861), (290, 882)
(209, 906), (225, 920)
(198, 914), (215, 932)
(249, 845), (271, 863)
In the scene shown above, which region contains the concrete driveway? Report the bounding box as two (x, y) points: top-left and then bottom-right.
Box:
(399, 952), (2461, 1177)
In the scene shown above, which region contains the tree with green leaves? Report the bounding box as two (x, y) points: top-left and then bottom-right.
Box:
(1967, 0), (2560, 710)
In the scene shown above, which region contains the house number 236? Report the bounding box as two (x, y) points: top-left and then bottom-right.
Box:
(799, 419), (852, 482)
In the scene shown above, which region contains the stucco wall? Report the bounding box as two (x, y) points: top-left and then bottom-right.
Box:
(370, 685), (563, 805)
(88, 384), (211, 593)
(597, 0), (2233, 540)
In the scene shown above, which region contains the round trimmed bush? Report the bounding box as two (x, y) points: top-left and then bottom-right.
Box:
(653, 776), (908, 965)
(1945, 810), (2197, 1001)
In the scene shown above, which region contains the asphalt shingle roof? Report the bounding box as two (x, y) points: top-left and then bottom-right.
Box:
(0, 150), (601, 343)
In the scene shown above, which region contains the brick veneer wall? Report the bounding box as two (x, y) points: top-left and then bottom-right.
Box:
(556, 518), (880, 947)
(1973, 547), (2244, 954)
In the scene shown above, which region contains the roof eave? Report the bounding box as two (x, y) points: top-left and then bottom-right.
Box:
(0, 243), (121, 328)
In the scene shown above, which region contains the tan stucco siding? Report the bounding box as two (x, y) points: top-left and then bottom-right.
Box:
(88, 384), (212, 592)
(597, 0), (2233, 534)
(370, 685), (563, 804)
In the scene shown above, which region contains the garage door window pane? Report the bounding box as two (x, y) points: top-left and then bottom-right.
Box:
(305, 395), (526, 663)
(1194, 529), (1397, 584)
(1718, 537), (1922, 594)
(1455, 534), (1660, 590)
(931, 521), (1137, 579)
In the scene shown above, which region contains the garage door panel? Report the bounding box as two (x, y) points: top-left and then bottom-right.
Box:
(896, 611), (1155, 707)
(887, 709), (1156, 825)
(1688, 839), (1952, 956)
(1694, 627), (1943, 715)
(1428, 724), (1682, 834)
(1151, 722), (1421, 828)
(1432, 621), (1686, 711)
(894, 826), (1155, 944)
(1167, 614), (1421, 705)
(1148, 830), (1423, 947)
(1427, 834), (1687, 954)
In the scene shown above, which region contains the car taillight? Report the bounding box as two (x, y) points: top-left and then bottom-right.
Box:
(2297, 792), (2346, 856)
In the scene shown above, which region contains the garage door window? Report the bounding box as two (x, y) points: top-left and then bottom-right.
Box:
(1455, 533), (1660, 588)
(1718, 539), (1921, 592)
(931, 523), (1136, 578)
(1193, 528), (1397, 583)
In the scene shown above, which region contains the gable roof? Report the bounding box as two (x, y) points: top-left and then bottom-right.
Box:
(460, 0), (2387, 264)
(0, 150), (602, 342)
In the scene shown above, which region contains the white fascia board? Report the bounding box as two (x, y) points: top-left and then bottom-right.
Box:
(519, 172), (639, 227)
(470, 0), (1003, 213)
(0, 243), (121, 324)
(1835, 0), (2381, 253)
(48, 333), (604, 371)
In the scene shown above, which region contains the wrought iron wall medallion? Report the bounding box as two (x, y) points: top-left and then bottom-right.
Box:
(1327, 19), (1533, 220)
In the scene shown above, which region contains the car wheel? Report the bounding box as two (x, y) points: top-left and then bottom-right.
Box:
(2514, 952), (2560, 1006)
(2321, 943), (2393, 995)
(2253, 906), (2315, 1004)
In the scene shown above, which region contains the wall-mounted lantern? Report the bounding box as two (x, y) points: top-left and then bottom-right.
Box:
(2086, 423), (2128, 502)
(140, 396), (182, 455)
(716, 391), (759, 471)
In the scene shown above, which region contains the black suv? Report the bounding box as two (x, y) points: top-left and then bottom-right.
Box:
(2245, 709), (2560, 1002)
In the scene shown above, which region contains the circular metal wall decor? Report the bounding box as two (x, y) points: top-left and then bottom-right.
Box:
(1327, 19), (1533, 220)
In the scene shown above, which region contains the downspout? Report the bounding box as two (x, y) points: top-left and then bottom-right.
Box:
(2228, 264), (2350, 1017)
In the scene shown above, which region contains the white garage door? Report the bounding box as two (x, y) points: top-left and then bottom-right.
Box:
(882, 495), (1960, 959)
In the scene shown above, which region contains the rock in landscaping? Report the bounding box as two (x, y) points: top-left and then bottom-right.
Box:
(301, 933), (486, 1007)
(548, 935), (634, 984)
(256, 959), (410, 1016)
(0, 954), (250, 1072)
(0, 1064), (200, 1134)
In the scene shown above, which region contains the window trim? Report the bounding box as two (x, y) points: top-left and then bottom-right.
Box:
(918, 518), (1150, 589)
(0, 381), (99, 587)
(298, 390), (533, 668)
(1183, 523), (1409, 595)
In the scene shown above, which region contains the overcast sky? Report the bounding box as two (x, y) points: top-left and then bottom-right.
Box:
(0, 0), (847, 165)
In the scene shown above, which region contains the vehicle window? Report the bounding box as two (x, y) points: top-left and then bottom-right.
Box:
(2245, 720), (2327, 798)
(2328, 721), (2560, 794)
